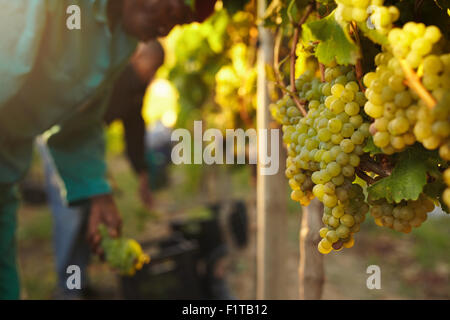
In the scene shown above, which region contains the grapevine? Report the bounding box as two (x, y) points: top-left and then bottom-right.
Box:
(265, 0), (450, 254)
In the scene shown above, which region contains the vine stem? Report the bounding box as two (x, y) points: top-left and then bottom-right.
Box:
(399, 59), (437, 109)
(273, 31), (305, 99)
(350, 22), (365, 92)
(319, 63), (326, 82)
(273, 28), (288, 92)
(289, 3), (315, 117)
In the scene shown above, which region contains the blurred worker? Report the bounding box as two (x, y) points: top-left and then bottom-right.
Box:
(36, 41), (165, 299)
(0, 0), (213, 300)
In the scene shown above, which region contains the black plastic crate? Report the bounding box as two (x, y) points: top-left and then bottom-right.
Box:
(170, 200), (249, 254)
(120, 235), (205, 300)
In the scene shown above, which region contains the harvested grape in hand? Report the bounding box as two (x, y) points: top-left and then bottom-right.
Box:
(99, 225), (150, 276)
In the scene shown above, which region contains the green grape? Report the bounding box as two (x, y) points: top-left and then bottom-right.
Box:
(340, 139), (355, 153)
(327, 161), (341, 177)
(318, 128), (332, 142)
(336, 152), (350, 165)
(330, 99), (346, 114)
(350, 115), (364, 128)
(365, 102), (384, 118)
(351, 131), (365, 145)
(345, 102), (360, 116)
(341, 123), (355, 138)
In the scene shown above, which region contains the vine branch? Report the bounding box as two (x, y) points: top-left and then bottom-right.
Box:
(319, 63), (326, 83)
(288, 3), (315, 117)
(350, 22), (365, 92)
(273, 28), (288, 93)
(399, 59), (437, 109)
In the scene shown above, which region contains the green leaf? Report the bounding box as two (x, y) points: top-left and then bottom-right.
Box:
(363, 136), (382, 155)
(302, 11), (360, 66)
(367, 147), (429, 203)
(287, 0), (297, 23)
(357, 21), (388, 46)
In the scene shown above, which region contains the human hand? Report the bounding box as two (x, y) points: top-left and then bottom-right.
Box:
(88, 194), (122, 256)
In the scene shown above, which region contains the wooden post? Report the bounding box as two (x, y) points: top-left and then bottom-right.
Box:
(256, 0), (288, 300)
(299, 198), (324, 299)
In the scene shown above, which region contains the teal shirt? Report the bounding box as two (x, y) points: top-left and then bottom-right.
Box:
(0, 0), (138, 203)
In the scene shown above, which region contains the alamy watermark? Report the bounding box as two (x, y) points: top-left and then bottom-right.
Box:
(366, 265), (381, 290)
(66, 265), (81, 290)
(171, 121), (280, 175)
(66, 5), (81, 30)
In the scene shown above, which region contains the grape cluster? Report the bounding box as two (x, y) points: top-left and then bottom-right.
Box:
(318, 183), (369, 253)
(335, 0), (399, 33)
(367, 2), (399, 34)
(388, 22), (442, 68)
(365, 23), (448, 155)
(411, 65), (450, 211)
(363, 52), (418, 154)
(100, 225), (150, 276)
(335, 0), (372, 23)
(272, 65), (372, 254)
(369, 194), (434, 233)
(272, 70), (319, 205)
(414, 92), (450, 152)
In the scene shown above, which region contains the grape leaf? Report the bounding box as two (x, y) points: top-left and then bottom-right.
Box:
(363, 136), (382, 155)
(367, 147), (429, 203)
(302, 11), (360, 65)
(357, 21), (388, 46)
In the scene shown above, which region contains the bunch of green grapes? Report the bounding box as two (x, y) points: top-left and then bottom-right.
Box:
(388, 22), (442, 68)
(335, 0), (372, 23)
(388, 24), (450, 209)
(334, 0), (399, 30)
(99, 225), (150, 276)
(272, 65), (372, 254)
(272, 70), (320, 206)
(314, 66), (371, 253)
(363, 52), (418, 154)
(369, 194), (434, 233)
(365, 24), (447, 154)
(413, 72), (450, 153)
(318, 182), (369, 253)
(367, 2), (399, 34)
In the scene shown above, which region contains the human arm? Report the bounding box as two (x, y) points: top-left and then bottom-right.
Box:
(47, 98), (122, 253)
